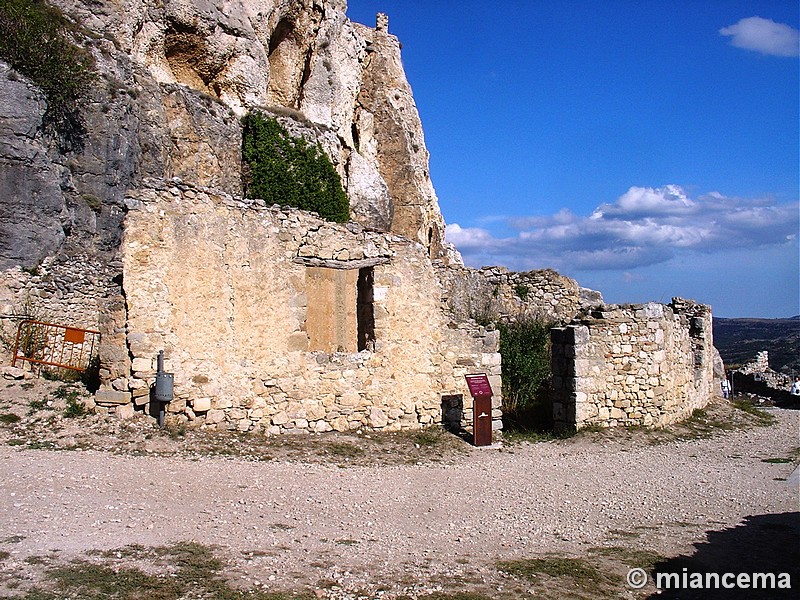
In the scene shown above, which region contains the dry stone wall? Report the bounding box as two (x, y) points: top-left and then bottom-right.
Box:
(118, 181), (501, 434)
(551, 299), (714, 430)
(436, 264), (602, 325)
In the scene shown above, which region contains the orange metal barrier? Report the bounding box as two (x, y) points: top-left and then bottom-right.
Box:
(12, 320), (100, 372)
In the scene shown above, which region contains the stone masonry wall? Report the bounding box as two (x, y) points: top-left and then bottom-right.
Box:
(436, 264), (602, 326)
(0, 255), (108, 363)
(116, 180), (501, 433)
(551, 299), (714, 430)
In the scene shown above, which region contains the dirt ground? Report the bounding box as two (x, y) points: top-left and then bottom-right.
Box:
(0, 377), (797, 599)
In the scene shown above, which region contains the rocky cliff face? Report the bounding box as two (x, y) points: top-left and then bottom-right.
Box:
(0, 0), (448, 280)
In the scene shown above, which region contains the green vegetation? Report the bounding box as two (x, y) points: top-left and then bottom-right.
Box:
(497, 555), (606, 594)
(513, 284), (530, 301)
(0, 412), (22, 424)
(82, 193), (102, 213)
(11, 542), (314, 600)
(731, 398), (776, 425)
(0, 0), (95, 151)
(242, 112), (350, 222)
(499, 316), (555, 431)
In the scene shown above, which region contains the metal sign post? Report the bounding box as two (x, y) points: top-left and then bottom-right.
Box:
(465, 373), (493, 447)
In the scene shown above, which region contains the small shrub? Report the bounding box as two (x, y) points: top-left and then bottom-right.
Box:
(513, 284), (530, 301)
(63, 395), (87, 418)
(81, 193), (102, 213)
(242, 112), (350, 222)
(28, 397), (48, 413)
(499, 316), (555, 431)
(0, 0), (96, 151)
(0, 413), (21, 424)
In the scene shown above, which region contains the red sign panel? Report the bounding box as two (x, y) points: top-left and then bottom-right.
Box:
(465, 373), (493, 398)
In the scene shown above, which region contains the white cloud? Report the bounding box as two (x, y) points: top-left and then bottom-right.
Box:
(720, 16), (800, 57)
(445, 185), (799, 273)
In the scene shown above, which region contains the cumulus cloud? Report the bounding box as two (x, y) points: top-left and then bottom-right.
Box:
(446, 185), (799, 272)
(720, 16), (800, 57)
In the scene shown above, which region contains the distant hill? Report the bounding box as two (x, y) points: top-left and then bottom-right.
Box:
(713, 317), (800, 374)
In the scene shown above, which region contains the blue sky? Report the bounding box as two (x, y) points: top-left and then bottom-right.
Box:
(345, 1), (799, 318)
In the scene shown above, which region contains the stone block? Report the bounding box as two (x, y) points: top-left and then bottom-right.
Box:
(131, 357), (153, 372)
(206, 409), (225, 424)
(271, 411), (289, 425)
(330, 416), (349, 432)
(287, 331), (309, 352)
(2, 366), (26, 380)
(369, 407), (388, 428)
(114, 403), (135, 419)
(339, 391), (361, 407)
(95, 389), (131, 405)
(191, 397), (211, 412)
(314, 420), (332, 433)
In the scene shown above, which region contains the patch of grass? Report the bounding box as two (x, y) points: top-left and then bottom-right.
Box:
(498, 555), (603, 585)
(27, 397), (48, 413)
(410, 426), (448, 447)
(762, 457), (792, 464)
(63, 396), (87, 418)
(46, 560), (181, 598)
(731, 399), (776, 425)
(501, 427), (576, 444)
(26, 441), (55, 449)
(82, 193), (101, 213)
(326, 442), (364, 458)
(3, 535), (26, 544)
(589, 546), (664, 570)
(0, 412), (21, 423)
(608, 529), (640, 539)
(7, 439), (25, 446)
(16, 542), (316, 600)
(42, 368), (82, 383)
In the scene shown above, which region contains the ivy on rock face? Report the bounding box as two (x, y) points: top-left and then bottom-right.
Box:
(242, 113), (350, 223)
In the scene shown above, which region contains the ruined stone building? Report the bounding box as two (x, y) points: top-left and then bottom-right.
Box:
(0, 0), (718, 434)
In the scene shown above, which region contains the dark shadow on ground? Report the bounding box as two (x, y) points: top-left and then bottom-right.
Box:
(648, 512), (799, 599)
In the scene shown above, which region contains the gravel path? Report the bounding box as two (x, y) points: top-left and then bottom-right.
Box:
(0, 385), (797, 597)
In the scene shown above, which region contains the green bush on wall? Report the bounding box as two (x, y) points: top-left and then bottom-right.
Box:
(242, 112), (350, 223)
(0, 0), (95, 151)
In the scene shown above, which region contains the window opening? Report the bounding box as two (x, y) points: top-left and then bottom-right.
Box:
(357, 267), (375, 351)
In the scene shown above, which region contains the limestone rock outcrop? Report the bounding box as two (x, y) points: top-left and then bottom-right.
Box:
(0, 0), (449, 286)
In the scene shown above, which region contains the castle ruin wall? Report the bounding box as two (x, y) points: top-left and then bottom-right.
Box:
(116, 181), (501, 434)
(551, 299), (715, 430)
(435, 264), (602, 325)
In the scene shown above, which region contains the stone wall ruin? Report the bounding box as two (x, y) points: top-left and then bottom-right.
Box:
(117, 180), (502, 434)
(551, 299), (715, 430)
